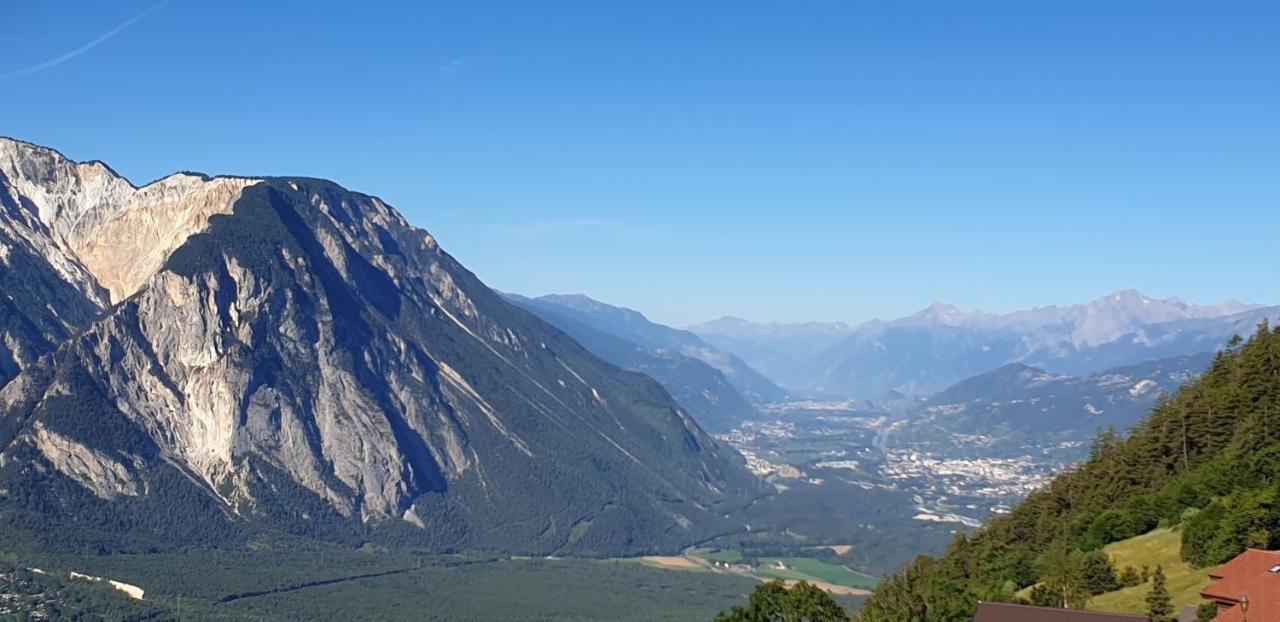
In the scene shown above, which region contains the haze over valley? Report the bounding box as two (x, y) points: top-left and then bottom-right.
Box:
(514, 290), (1275, 533)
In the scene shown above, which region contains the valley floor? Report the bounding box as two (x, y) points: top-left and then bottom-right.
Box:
(631, 549), (877, 597)
(1, 544), (787, 621)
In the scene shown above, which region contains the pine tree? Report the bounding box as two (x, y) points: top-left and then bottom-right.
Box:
(1146, 565), (1173, 622)
(1080, 551), (1119, 595)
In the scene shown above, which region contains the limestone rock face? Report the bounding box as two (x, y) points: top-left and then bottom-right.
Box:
(0, 138), (760, 554)
(0, 139), (259, 303)
(30, 422), (142, 501)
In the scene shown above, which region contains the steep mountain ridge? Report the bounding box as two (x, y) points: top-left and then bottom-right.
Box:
(508, 293), (764, 431)
(530, 294), (787, 403)
(0, 138), (762, 555)
(0, 142), (110, 387)
(0, 223), (100, 387)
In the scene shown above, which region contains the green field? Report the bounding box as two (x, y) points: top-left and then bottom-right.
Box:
(753, 557), (879, 590)
(688, 548), (879, 591)
(223, 559), (758, 621)
(1087, 528), (1216, 615)
(697, 548), (744, 563)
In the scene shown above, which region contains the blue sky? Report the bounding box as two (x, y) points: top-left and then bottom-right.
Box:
(4, 1), (1277, 325)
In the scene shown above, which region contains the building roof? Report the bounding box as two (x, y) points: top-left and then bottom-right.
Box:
(1199, 549), (1280, 622)
(973, 603), (1148, 622)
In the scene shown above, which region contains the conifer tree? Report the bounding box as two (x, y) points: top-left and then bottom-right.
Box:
(1145, 565), (1173, 622)
(1081, 551), (1119, 595)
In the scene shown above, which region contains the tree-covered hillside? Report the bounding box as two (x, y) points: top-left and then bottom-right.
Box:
(857, 322), (1280, 621)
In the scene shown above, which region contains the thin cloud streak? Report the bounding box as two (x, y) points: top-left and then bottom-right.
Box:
(1, 1), (168, 80)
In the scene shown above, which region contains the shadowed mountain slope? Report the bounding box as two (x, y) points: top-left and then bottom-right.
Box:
(509, 293), (781, 430)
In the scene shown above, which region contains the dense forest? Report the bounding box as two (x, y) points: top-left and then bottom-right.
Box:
(857, 322), (1280, 621)
(716, 580), (853, 621)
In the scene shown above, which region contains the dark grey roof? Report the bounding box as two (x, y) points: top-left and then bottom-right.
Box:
(973, 603), (1149, 622)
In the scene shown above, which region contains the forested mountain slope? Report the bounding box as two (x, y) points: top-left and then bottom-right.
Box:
(857, 322), (1280, 621)
(902, 353), (1214, 457)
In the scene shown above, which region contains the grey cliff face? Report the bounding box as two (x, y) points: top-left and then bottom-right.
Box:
(0, 139), (760, 555)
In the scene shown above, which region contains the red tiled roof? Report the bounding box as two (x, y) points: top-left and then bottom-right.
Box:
(1199, 549), (1280, 622)
(973, 603), (1147, 622)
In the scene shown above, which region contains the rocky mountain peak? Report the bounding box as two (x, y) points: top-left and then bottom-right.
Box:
(0, 137), (261, 302)
(900, 302), (994, 328)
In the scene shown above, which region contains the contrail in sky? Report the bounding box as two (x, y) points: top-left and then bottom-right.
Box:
(1, 1), (168, 80)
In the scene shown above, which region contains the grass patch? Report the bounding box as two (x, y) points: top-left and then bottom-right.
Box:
(1087, 527), (1216, 615)
(696, 549), (744, 563)
(754, 558), (878, 590)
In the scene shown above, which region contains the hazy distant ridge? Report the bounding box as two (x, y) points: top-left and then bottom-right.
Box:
(690, 290), (1275, 398)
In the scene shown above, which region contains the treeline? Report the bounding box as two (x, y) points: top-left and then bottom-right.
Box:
(857, 322), (1280, 621)
(716, 580), (852, 622)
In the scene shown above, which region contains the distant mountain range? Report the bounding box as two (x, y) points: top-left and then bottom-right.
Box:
(506, 293), (784, 430)
(0, 138), (762, 556)
(685, 317), (854, 390)
(690, 290), (1277, 399)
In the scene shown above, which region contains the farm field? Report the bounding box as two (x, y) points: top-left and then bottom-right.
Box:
(754, 557), (879, 591)
(683, 549), (879, 596)
(698, 548), (745, 563)
(638, 556), (707, 571)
